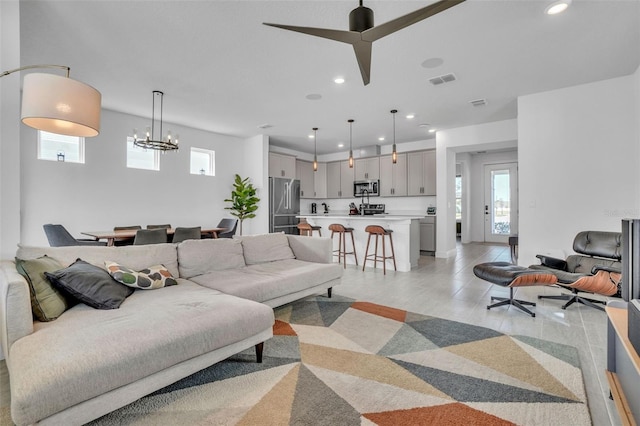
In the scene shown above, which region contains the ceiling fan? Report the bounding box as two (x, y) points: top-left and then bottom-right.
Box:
(264, 0), (466, 86)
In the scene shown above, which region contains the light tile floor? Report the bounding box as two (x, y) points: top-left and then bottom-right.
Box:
(0, 242), (622, 425)
(334, 241), (621, 426)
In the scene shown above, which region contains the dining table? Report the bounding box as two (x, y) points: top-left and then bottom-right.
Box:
(81, 227), (227, 246)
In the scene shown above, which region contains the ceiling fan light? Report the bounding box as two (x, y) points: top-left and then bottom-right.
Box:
(545, 0), (571, 15)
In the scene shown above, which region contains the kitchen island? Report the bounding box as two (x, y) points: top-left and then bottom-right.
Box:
(297, 214), (424, 272)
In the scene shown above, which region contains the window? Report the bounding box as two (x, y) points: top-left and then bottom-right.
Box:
(38, 131), (84, 163)
(126, 137), (159, 171)
(455, 175), (462, 220)
(190, 147), (215, 176)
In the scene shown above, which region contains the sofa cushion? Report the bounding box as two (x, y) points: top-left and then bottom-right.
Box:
(45, 259), (134, 309)
(8, 281), (274, 425)
(190, 259), (342, 303)
(177, 238), (246, 278)
(236, 233), (295, 265)
(16, 244), (180, 278)
(14, 255), (72, 321)
(105, 261), (178, 289)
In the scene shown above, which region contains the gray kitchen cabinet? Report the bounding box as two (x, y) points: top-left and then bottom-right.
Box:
(314, 162), (327, 198)
(379, 153), (407, 197)
(420, 216), (436, 252)
(407, 150), (436, 196)
(354, 157), (380, 181)
(296, 160), (315, 198)
(269, 152), (296, 178)
(326, 160), (354, 198)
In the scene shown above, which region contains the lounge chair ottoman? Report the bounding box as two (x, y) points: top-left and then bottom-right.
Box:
(473, 262), (557, 317)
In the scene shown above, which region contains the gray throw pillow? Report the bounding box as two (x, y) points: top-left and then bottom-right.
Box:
(45, 259), (134, 310)
(15, 255), (72, 321)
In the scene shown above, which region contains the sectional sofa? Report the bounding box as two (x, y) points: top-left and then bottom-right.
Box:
(0, 233), (342, 425)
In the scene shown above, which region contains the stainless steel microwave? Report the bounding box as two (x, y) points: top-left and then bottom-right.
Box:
(354, 180), (380, 197)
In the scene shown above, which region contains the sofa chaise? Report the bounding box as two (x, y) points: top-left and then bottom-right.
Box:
(0, 233), (342, 425)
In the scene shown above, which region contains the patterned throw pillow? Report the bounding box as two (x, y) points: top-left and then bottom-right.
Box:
(105, 261), (178, 289)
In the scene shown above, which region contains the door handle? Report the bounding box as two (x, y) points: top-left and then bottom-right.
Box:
(284, 183), (289, 209)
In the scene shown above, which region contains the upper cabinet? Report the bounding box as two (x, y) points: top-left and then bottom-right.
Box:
(407, 150), (436, 196)
(314, 162), (327, 199)
(269, 152), (296, 178)
(379, 153), (407, 197)
(326, 160), (354, 198)
(296, 160), (327, 199)
(354, 157), (380, 181)
(296, 160), (315, 198)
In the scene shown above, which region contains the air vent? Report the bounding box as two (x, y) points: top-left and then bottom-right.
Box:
(428, 73), (457, 86)
(469, 99), (488, 107)
(257, 123), (273, 129)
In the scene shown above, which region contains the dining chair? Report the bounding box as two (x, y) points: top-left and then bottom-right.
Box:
(216, 218), (238, 239)
(172, 226), (202, 243)
(146, 224), (171, 229)
(113, 225), (142, 246)
(43, 224), (107, 247)
(133, 228), (169, 245)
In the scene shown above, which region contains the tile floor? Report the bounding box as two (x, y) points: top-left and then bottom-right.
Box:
(0, 242), (622, 425)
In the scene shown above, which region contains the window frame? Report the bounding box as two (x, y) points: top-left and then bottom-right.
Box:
(126, 137), (160, 171)
(37, 131), (85, 163)
(190, 147), (215, 176)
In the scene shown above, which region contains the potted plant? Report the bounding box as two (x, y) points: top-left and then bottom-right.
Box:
(224, 174), (260, 236)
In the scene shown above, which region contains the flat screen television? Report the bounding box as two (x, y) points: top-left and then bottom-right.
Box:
(621, 219), (640, 301)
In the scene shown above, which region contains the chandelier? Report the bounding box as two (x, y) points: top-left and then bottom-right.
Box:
(133, 91), (179, 151)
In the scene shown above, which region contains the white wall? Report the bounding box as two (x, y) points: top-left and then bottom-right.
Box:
(0, 0), (21, 258)
(20, 109), (257, 245)
(518, 73), (640, 266)
(242, 135), (269, 235)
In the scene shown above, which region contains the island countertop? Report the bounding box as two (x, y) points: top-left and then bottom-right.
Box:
(297, 214), (422, 271)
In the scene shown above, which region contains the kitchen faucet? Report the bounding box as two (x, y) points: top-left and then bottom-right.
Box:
(361, 189), (370, 207)
(321, 203), (329, 214)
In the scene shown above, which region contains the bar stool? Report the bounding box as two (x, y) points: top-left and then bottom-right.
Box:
(362, 225), (397, 275)
(328, 224), (358, 268)
(297, 222), (322, 236)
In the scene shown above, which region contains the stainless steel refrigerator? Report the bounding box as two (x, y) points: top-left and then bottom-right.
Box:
(269, 177), (300, 234)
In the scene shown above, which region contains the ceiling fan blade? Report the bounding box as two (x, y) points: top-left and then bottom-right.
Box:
(263, 23), (360, 44)
(362, 0), (466, 42)
(352, 41), (372, 86)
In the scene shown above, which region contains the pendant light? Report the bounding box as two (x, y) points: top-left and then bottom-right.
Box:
(391, 109), (398, 164)
(313, 127), (318, 171)
(348, 119), (354, 168)
(133, 91), (179, 151)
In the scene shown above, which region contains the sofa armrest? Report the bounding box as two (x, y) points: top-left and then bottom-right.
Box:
(287, 235), (332, 264)
(535, 254), (568, 271)
(0, 260), (34, 361)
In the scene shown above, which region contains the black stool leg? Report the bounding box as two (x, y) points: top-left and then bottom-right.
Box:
(488, 288), (537, 317)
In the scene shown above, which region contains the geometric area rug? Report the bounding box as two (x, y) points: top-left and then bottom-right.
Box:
(89, 295), (591, 426)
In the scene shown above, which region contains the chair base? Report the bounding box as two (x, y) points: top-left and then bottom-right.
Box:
(488, 288), (536, 317)
(538, 293), (606, 311)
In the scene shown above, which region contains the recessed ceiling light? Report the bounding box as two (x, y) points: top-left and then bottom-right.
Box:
(421, 57), (444, 69)
(545, 0), (571, 15)
(406, 114), (415, 119)
(338, 143), (344, 148)
(428, 129), (436, 133)
(308, 134), (315, 139)
(334, 77), (345, 84)
(305, 94), (322, 100)
(378, 137), (385, 141)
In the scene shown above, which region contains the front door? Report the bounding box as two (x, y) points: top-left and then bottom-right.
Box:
(484, 163), (518, 243)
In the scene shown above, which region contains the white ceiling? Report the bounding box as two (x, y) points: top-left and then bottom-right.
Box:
(19, 0), (640, 155)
